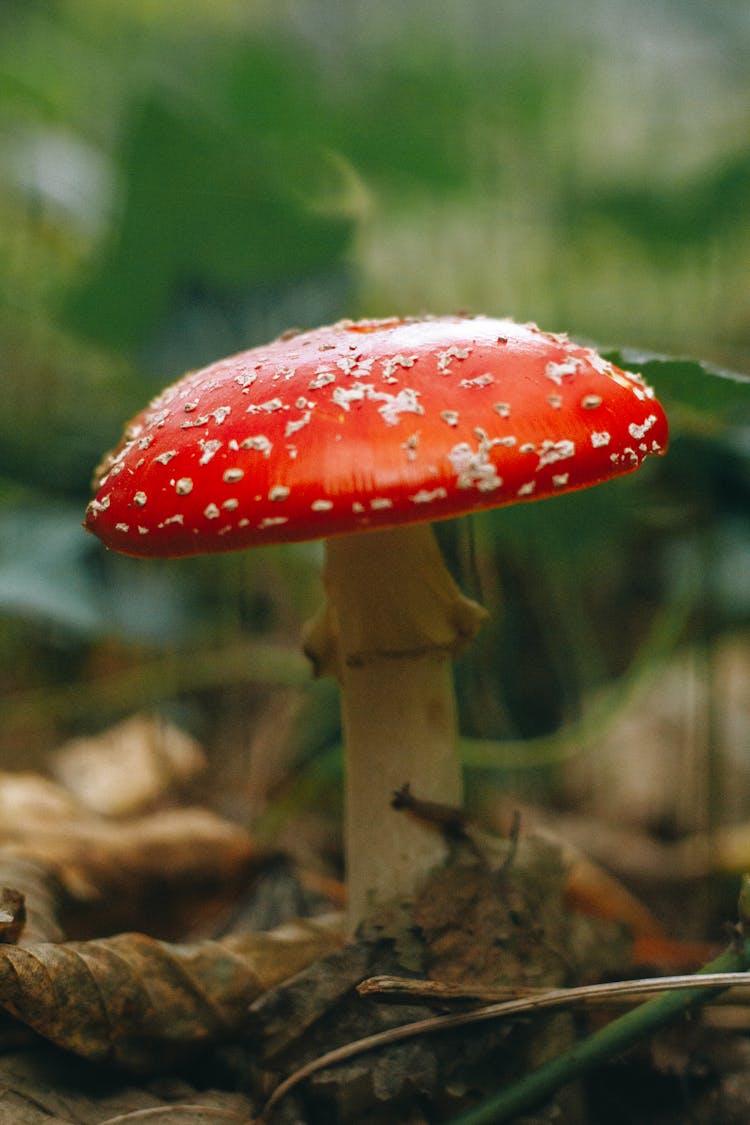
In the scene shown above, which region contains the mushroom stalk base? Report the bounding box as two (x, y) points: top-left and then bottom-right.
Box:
(303, 523), (487, 929)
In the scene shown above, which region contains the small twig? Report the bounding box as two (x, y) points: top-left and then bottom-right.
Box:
(450, 938), (750, 1124)
(358, 974), (525, 1003)
(260, 962), (750, 1122)
(358, 971), (750, 1007)
(390, 783), (521, 868)
(391, 783), (469, 839)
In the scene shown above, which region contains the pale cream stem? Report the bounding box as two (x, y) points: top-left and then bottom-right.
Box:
(302, 522), (487, 928)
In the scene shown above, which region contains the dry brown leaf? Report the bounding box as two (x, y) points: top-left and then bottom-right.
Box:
(3, 806), (257, 898)
(49, 714), (207, 818)
(0, 772), (84, 829)
(0, 775), (253, 883)
(0, 772), (259, 938)
(0, 915), (342, 1073)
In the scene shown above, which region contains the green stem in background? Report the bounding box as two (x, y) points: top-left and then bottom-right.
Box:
(459, 571), (694, 771)
(2, 640), (310, 735)
(449, 931), (750, 1125)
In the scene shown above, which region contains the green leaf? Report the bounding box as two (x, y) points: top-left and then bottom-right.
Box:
(65, 83), (359, 352)
(0, 503), (191, 641)
(0, 316), (142, 495)
(603, 348), (750, 422)
(0, 505), (104, 634)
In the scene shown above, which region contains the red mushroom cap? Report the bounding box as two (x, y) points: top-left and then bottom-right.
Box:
(84, 316), (669, 557)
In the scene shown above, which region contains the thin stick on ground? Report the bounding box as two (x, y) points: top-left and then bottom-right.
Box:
(450, 935), (750, 1125)
(260, 944), (750, 1123)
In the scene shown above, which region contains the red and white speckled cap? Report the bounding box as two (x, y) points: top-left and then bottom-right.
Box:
(84, 315), (669, 557)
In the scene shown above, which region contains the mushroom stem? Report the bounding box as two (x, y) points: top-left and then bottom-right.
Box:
(303, 522), (487, 928)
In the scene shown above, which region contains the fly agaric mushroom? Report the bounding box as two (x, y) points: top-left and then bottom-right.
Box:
(84, 316), (668, 926)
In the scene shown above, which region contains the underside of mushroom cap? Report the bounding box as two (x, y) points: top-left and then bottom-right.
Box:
(84, 316), (669, 557)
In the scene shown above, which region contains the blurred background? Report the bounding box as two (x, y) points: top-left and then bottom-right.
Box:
(1, 0), (749, 938)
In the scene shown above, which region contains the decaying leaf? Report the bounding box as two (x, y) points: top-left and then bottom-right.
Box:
(0, 772), (259, 938)
(0, 915), (342, 1072)
(0, 751), (345, 1109)
(0, 772), (83, 831)
(49, 713), (207, 817)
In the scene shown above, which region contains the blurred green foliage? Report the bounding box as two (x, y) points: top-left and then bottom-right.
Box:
(0, 0), (748, 824)
(65, 73), (358, 356)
